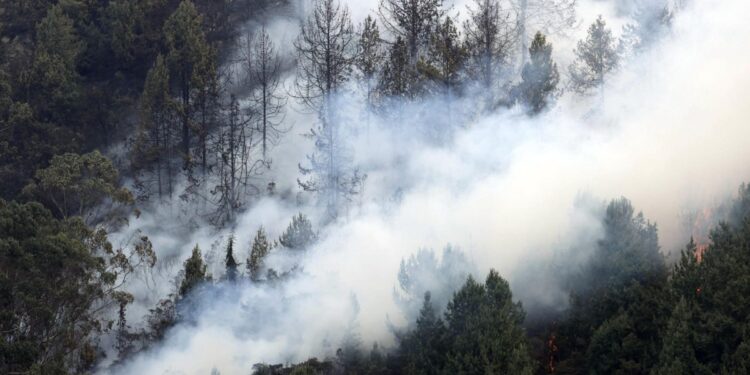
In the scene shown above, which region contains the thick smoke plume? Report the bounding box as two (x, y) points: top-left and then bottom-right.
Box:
(103, 0), (750, 373)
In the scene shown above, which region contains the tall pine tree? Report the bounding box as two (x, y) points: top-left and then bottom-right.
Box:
(294, 0), (363, 220)
(244, 26), (286, 161)
(378, 0), (444, 67)
(133, 54), (176, 201)
(248, 227), (271, 281)
(180, 245), (208, 297)
(355, 15), (385, 124)
(163, 0), (214, 173)
(225, 234), (239, 281)
(464, 0), (515, 109)
(24, 4), (83, 125)
(513, 32), (559, 114)
(569, 16), (619, 94)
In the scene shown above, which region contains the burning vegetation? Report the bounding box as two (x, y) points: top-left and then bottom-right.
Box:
(1, 0), (749, 374)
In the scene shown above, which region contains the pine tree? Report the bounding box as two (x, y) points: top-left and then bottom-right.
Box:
(225, 234), (239, 281)
(556, 197), (669, 373)
(729, 183), (750, 226)
(394, 247), (476, 324)
(620, 2), (672, 56)
(294, 0), (363, 220)
(652, 298), (710, 375)
(378, 0), (444, 67)
(0, 69), (11, 124)
(569, 16), (619, 94)
(133, 54), (176, 201)
(511, 0), (576, 66)
(513, 32), (559, 114)
(378, 37), (418, 100)
(464, 0), (515, 108)
(248, 227), (271, 281)
(24, 4), (84, 124)
(337, 313), (365, 373)
(163, 0), (214, 172)
(483, 270), (534, 374)
(443, 271), (534, 374)
(367, 343), (387, 373)
(1, 0), (51, 35)
(278, 213), (317, 251)
(355, 15), (385, 120)
(106, 0), (143, 68)
(180, 245), (208, 297)
(194, 0), (234, 44)
(192, 46), (220, 179)
(34, 5), (81, 71)
(421, 16), (467, 100)
(594, 198), (664, 287)
(670, 238), (703, 299)
(661, 189), (750, 373)
(399, 292), (448, 373)
(212, 95), (255, 224)
(293, 0), (354, 113)
(584, 312), (635, 374)
(243, 26), (286, 161)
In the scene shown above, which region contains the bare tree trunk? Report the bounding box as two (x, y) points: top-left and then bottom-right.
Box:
(181, 73), (191, 170)
(519, 0), (528, 67)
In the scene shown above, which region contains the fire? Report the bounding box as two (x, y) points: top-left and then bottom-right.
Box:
(546, 331), (558, 374)
(695, 243), (709, 263)
(690, 206), (715, 263)
(690, 206), (715, 296)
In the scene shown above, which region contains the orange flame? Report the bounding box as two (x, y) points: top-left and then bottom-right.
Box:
(691, 207), (714, 263)
(695, 243), (709, 263)
(547, 332), (558, 373)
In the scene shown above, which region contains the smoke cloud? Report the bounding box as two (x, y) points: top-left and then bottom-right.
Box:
(102, 0), (750, 373)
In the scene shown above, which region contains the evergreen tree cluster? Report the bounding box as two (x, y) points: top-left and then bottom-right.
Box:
(539, 191), (750, 374)
(0, 0), (663, 223)
(250, 189), (750, 375)
(251, 270), (534, 375)
(175, 213), (317, 296)
(290, 0), (648, 218)
(0, 0), (255, 202)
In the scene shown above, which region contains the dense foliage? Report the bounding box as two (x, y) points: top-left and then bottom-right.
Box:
(251, 192), (750, 374)
(251, 270), (534, 375)
(0, 0), (249, 201)
(0, 0), (669, 221)
(0, 200), (155, 373)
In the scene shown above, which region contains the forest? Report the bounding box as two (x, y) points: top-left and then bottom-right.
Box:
(1, 0), (749, 374)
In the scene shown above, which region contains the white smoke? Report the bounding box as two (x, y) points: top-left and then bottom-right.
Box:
(103, 0), (750, 373)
